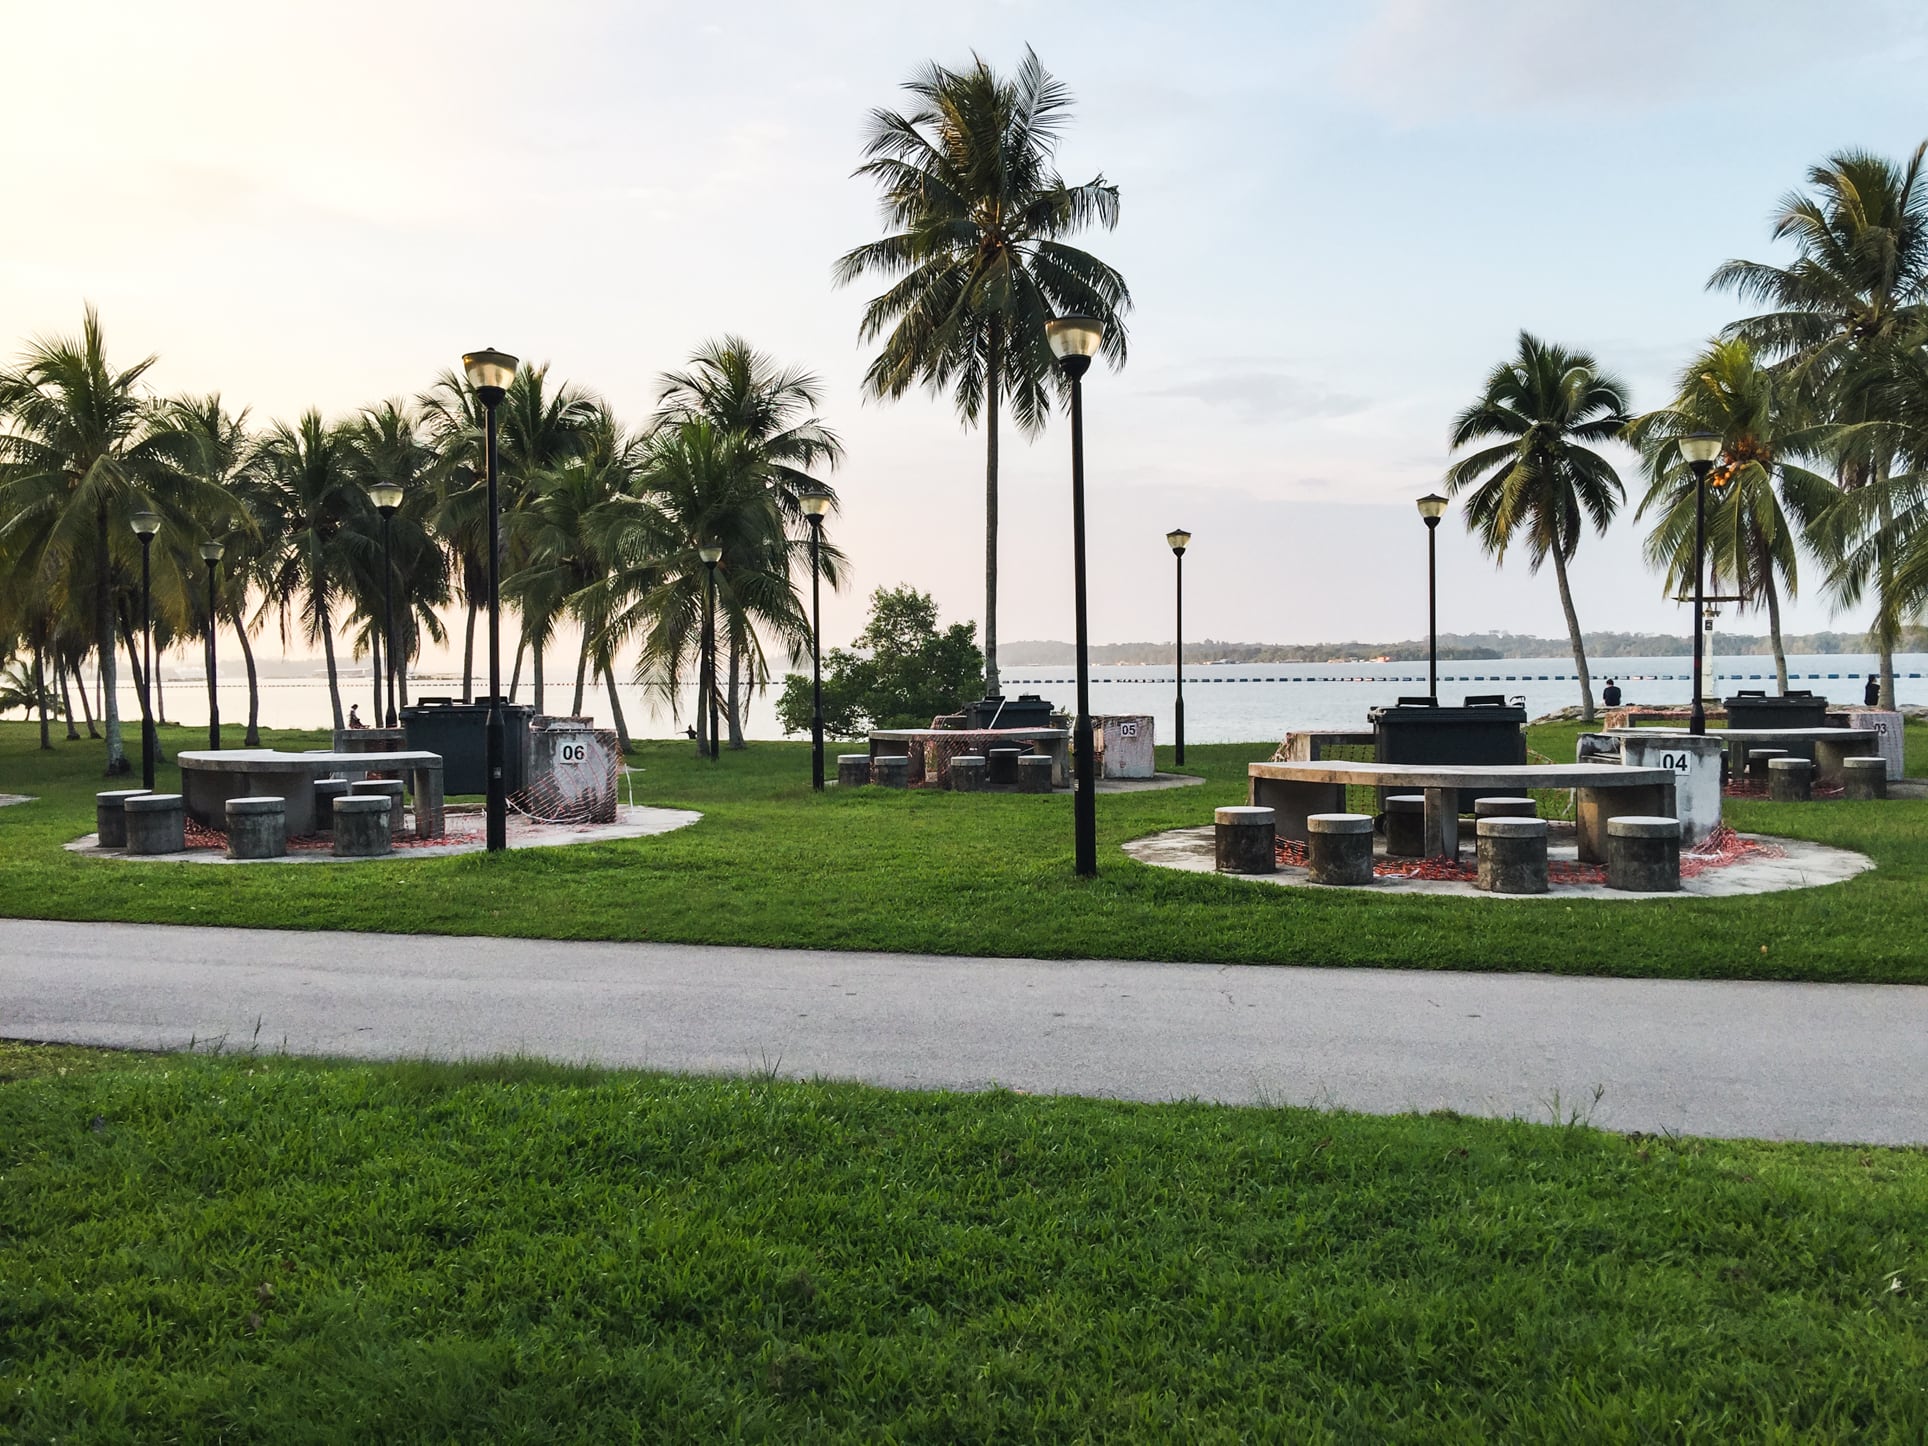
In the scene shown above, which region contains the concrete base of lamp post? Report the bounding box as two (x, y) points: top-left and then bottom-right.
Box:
(225, 796), (288, 859)
(1306, 813), (1374, 886)
(1842, 756), (1888, 801)
(330, 796), (393, 858)
(95, 789), (151, 849)
(1607, 816), (1680, 892)
(1214, 806), (1277, 874)
(1476, 816), (1549, 894)
(123, 794), (185, 856)
(1768, 757), (1813, 802)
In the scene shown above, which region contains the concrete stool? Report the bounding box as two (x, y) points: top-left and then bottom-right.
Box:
(313, 777), (351, 832)
(836, 755), (871, 787)
(1383, 795), (1425, 858)
(1746, 748), (1789, 782)
(1606, 816), (1680, 893)
(872, 755), (911, 789)
(331, 795), (393, 857)
(1842, 755), (1888, 801)
(1474, 796), (1537, 821)
(986, 747), (1023, 787)
(1476, 816), (1549, 895)
(123, 793), (186, 856)
(1306, 813), (1374, 886)
(1016, 755), (1054, 794)
(349, 778), (406, 834)
(1768, 756), (1813, 802)
(225, 796), (288, 860)
(948, 755), (987, 792)
(95, 789), (151, 848)
(1215, 806), (1277, 874)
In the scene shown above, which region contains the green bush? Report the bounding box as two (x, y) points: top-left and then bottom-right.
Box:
(776, 584), (983, 736)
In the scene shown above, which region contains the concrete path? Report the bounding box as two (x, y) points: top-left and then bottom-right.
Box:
(3, 919), (1922, 1146)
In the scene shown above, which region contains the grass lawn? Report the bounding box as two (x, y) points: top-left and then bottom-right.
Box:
(3, 1042), (1924, 1441)
(0, 719), (1925, 983)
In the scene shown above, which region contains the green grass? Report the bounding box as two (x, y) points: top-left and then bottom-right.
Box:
(1, 719), (1926, 983)
(3, 1043), (1924, 1441)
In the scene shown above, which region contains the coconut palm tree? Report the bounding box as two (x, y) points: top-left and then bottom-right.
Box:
(837, 47), (1129, 696)
(1445, 332), (1631, 721)
(1711, 142), (1928, 706)
(0, 307), (181, 773)
(1625, 340), (1836, 692)
(342, 400), (449, 718)
(1823, 335), (1928, 634)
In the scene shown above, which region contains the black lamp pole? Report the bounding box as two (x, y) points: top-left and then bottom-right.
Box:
(1680, 435), (1721, 737)
(201, 543), (223, 749)
(137, 526), (156, 790)
(1416, 494), (1447, 702)
(807, 512), (826, 789)
(464, 348), (517, 852)
(1167, 528), (1189, 766)
(371, 492), (401, 728)
(1048, 316), (1104, 878)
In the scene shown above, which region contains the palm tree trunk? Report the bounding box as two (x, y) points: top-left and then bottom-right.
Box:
(508, 638), (525, 702)
(726, 634), (745, 749)
(74, 654), (99, 739)
(316, 585), (344, 733)
(235, 611), (262, 746)
(462, 600), (477, 702)
(1550, 545), (1595, 721)
(983, 338), (1001, 699)
(532, 633), (545, 715)
(601, 660), (631, 754)
(1762, 568), (1789, 696)
(571, 631), (590, 716)
(95, 504), (128, 774)
(118, 607), (166, 764)
(33, 641), (50, 751)
(58, 656), (80, 741)
(1875, 472), (1897, 710)
(155, 650), (166, 725)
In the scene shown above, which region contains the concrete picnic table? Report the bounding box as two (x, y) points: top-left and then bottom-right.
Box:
(177, 749), (446, 839)
(1606, 726), (1880, 783)
(1248, 759), (1677, 861)
(868, 728), (1071, 788)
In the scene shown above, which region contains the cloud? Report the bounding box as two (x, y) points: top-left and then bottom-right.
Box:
(1146, 368), (1368, 423)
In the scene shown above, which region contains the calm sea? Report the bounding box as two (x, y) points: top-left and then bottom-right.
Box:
(113, 651), (1925, 746)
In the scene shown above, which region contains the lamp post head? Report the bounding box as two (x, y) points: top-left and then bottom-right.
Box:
(1416, 492), (1447, 528)
(698, 545), (723, 566)
(200, 540), (225, 564)
(368, 481), (405, 516)
(1166, 528), (1191, 556)
(1679, 432), (1721, 482)
(462, 347), (518, 405)
(798, 487), (833, 522)
(129, 509), (161, 539)
(1045, 315), (1103, 380)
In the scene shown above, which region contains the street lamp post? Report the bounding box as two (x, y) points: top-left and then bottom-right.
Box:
(463, 348), (518, 851)
(200, 540), (224, 749)
(1166, 529), (1190, 765)
(1416, 493), (1447, 702)
(1047, 315), (1104, 878)
(699, 546), (722, 762)
(369, 481), (404, 728)
(130, 510), (161, 790)
(1679, 433), (1722, 736)
(800, 489), (833, 790)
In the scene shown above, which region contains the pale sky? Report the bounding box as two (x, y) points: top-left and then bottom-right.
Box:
(7, 0), (1928, 666)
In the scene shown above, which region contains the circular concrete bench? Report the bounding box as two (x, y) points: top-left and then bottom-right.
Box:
(986, 747), (1023, 787)
(948, 755), (987, 792)
(1306, 812), (1374, 886)
(1768, 756), (1813, 802)
(349, 778), (406, 833)
(1474, 796), (1537, 821)
(1746, 748), (1789, 782)
(836, 754), (871, 787)
(1016, 755), (1054, 794)
(1842, 755), (1888, 801)
(331, 795), (393, 857)
(872, 755), (911, 789)
(1383, 794), (1425, 858)
(1476, 816), (1548, 895)
(124, 793), (185, 855)
(1606, 816), (1680, 892)
(313, 777), (351, 832)
(226, 796), (288, 859)
(1215, 806), (1276, 874)
(95, 789), (151, 849)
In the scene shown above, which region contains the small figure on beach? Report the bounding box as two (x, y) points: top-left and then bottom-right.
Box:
(1865, 676), (1881, 707)
(348, 705), (368, 730)
(1602, 678), (1622, 708)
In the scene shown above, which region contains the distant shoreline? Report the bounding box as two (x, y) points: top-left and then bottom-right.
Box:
(1002, 631), (1928, 667)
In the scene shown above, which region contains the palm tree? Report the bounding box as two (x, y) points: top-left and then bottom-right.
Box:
(837, 47), (1129, 696)
(1824, 337), (1928, 637)
(654, 337), (845, 744)
(1624, 340), (1836, 692)
(343, 400), (449, 718)
(1711, 142), (1928, 707)
(0, 307), (180, 773)
(1445, 332), (1630, 721)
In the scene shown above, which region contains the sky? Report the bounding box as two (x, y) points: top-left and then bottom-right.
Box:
(6, 0), (1928, 668)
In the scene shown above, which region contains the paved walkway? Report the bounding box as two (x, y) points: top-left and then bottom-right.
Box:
(3, 919), (1923, 1146)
